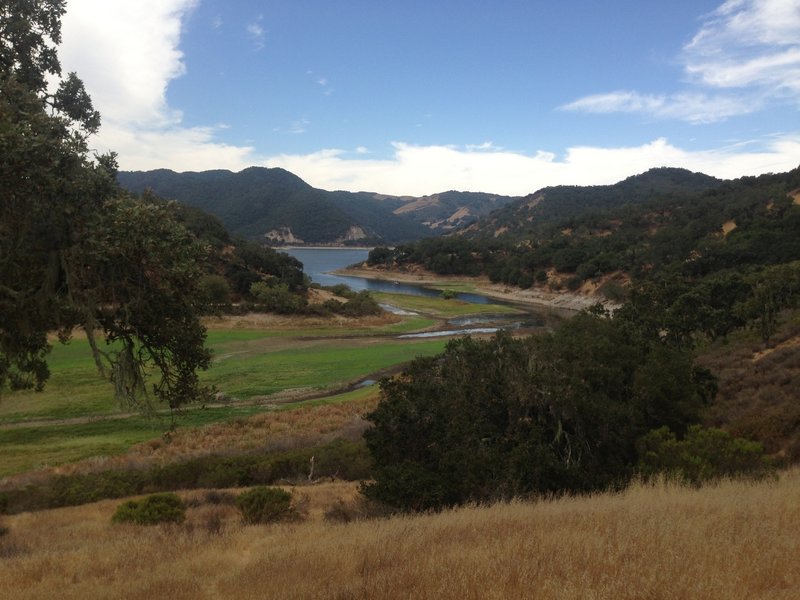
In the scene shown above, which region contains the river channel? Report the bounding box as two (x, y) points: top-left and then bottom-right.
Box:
(282, 247), (553, 338)
(283, 247), (494, 304)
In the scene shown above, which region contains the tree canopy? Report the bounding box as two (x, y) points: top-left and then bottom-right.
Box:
(0, 0), (210, 410)
(364, 310), (715, 511)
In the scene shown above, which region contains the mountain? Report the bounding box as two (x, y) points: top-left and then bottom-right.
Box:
(371, 166), (800, 294)
(117, 168), (518, 245)
(461, 167), (723, 240)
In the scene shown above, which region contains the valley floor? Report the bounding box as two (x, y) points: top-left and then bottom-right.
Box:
(2, 471), (798, 599)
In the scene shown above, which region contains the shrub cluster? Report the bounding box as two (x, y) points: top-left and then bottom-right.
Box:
(364, 311), (720, 511)
(637, 425), (773, 484)
(111, 493), (186, 525)
(0, 438), (370, 515)
(235, 487), (294, 524)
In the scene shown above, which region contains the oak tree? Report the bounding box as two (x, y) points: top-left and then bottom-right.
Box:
(0, 0), (210, 410)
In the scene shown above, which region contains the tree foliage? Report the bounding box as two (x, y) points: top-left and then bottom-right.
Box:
(637, 425), (772, 485)
(0, 1), (210, 409)
(364, 311), (712, 511)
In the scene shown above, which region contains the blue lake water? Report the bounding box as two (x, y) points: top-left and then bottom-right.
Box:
(282, 247), (493, 304)
(280, 247), (551, 337)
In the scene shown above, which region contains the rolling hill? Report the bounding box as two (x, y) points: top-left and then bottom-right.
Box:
(117, 168), (518, 245)
(460, 167), (723, 240)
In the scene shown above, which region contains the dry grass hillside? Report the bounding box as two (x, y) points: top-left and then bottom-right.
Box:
(700, 313), (800, 461)
(2, 471), (799, 599)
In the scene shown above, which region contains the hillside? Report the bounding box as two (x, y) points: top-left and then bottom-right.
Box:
(2, 473), (798, 599)
(373, 167), (800, 290)
(117, 168), (518, 245)
(462, 167), (722, 240)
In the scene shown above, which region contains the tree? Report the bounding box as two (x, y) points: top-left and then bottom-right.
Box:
(0, 1), (211, 410)
(364, 312), (711, 511)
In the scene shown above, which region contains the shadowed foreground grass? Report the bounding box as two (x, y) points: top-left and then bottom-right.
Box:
(2, 471), (798, 599)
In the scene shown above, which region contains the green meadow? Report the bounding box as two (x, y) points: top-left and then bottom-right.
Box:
(0, 295), (526, 477)
(373, 292), (522, 317)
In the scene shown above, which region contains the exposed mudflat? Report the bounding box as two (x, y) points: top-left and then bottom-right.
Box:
(337, 266), (617, 313)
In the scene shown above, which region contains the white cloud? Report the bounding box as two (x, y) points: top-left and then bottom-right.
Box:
(57, 1), (799, 191)
(261, 137), (800, 196)
(289, 118), (310, 135)
(60, 0), (197, 127)
(562, 91), (760, 124)
(684, 0), (800, 94)
(246, 20), (265, 51)
(565, 0), (800, 122)
(60, 0), (258, 171)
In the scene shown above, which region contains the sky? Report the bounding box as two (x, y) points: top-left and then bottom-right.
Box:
(59, 0), (800, 196)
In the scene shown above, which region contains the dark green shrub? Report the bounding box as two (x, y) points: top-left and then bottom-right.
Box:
(365, 315), (710, 511)
(111, 492), (186, 525)
(236, 486), (294, 524)
(637, 425), (773, 484)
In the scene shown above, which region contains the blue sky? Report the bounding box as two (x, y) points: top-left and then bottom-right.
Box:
(61, 0), (800, 195)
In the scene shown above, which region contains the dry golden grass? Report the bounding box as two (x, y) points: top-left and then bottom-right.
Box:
(128, 393), (378, 463)
(700, 313), (800, 460)
(0, 392), (379, 490)
(2, 471), (799, 599)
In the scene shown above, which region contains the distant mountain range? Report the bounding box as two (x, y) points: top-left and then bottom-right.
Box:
(459, 167), (723, 240)
(117, 167), (518, 245)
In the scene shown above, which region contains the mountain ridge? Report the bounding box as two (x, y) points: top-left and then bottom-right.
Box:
(117, 167), (519, 245)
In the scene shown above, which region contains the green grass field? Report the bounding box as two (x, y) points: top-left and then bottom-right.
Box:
(0, 387), (381, 478)
(373, 292), (521, 317)
(0, 295), (524, 478)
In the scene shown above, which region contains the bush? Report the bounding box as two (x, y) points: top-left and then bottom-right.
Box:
(111, 492), (186, 525)
(1, 438), (371, 515)
(364, 315), (710, 511)
(197, 274), (231, 306)
(236, 486), (295, 524)
(637, 425), (773, 484)
(249, 281), (307, 313)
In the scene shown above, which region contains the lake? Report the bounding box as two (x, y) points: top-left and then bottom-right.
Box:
(281, 247), (553, 337)
(282, 247), (494, 304)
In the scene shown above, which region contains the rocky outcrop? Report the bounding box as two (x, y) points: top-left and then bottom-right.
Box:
(264, 227), (304, 244)
(336, 226), (367, 242)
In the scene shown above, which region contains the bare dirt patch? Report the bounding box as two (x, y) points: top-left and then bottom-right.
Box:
(721, 220), (737, 237)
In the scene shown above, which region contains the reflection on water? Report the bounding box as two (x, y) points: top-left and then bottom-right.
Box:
(399, 327), (503, 339)
(280, 247), (557, 337)
(282, 247), (493, 304)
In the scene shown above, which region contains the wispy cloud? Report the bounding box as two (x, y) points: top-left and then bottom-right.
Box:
(307, 70), (334, 95)
(563, 0), (800, 123)
(246, 15), (265, 51)
(562, 91), (759, 124)
(289, 118), (310, 134)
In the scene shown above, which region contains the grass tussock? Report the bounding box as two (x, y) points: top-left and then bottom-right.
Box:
(1, 473), (799, 599)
